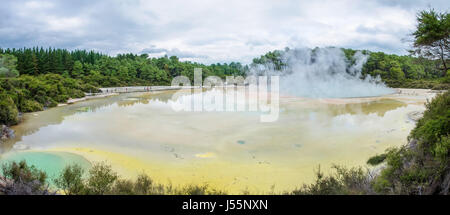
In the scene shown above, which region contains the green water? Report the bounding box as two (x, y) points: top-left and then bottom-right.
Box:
(0, 151), (91, 180)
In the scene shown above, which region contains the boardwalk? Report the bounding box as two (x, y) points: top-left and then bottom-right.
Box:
(97, 86), (199, 94)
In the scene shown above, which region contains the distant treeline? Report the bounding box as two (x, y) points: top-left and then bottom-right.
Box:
(1, 46), (448, 88)
(0, 47), (247, 86)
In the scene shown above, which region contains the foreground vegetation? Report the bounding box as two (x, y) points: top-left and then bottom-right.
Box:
(0, 161), (226, 195)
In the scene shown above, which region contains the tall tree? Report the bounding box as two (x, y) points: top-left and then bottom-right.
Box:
(411, 9), (449, 75)
(72, 61), (84, 78)
(31, 53), (40, 75)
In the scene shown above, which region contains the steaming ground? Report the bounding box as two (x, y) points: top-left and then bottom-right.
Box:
(251, 47), (395, 98)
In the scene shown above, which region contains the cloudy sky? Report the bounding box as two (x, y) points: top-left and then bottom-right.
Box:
(0, 0), (448, 64)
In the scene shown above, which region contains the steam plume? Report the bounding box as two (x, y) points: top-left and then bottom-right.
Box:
(249, 47), (395, 98)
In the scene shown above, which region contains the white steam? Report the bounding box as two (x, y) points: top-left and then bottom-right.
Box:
(250, 47), (395, 98)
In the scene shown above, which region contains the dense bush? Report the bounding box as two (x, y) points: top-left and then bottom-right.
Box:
(20, 99), (44, 112)
(371, 91), (450, 194)
(0, 91), (19, 125)
(411, 91), (450, 149)
(53, 164), (85, 195)
(0, 74), (98, 125)
(85, 162), (118, 195)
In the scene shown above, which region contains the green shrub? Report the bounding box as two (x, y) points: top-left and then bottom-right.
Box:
(367, 153), (387, 166)
(85, 162), (118, 195)
(433, 135), (450, 161)
(112, 179), (136, 195)
(442, 73), (450, 84)
(1, 160), (47, 184)
(0, 74), (100, 125)
(410, 91), (450, 159)
(290, 165), (372, 195)
(54, 164), (86, 195)
(134, 174), (153, 195)
(54, 94), (70, 103)
(373, 91), (450, 194)
(81, 83), (101, 93)
(0, 92), (19, 125)
(1, 160), (48, 194)
(45, 98), (58, 108)
(20, 99), (43, 112)
(372, 176), (392, 194)
(431, 83), (450, 90)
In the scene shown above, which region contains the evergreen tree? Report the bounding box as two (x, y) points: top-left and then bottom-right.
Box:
(72, 61), (84, 78)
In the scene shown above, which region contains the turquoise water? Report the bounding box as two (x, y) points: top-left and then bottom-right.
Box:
(0, 151), (91, 180)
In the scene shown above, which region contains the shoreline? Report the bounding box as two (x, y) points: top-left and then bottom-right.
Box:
(57, 86), (199, 107)
(57, 92), (119, 107)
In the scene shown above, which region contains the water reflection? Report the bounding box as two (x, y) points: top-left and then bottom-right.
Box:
(1, 90), (192, 154)
(326, 99), (407, 117)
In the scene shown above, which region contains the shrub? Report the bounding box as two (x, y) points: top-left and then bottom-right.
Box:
(20, 99), (43, 112)
(54, 164), (86, 195)
(112, 179), (136, 195)
(0, 74), (100, 125)
(373, 91), (450, 194)
(0, 160), (51, 195)
(367, 153), (387, 166)
(410, 91), (450, 147)
(0, 92), (19, 125)
(85, 162), (118, 195)
(176, 184), (227, 195)
(289, 165), (373, 195)
(134, 173), (153, 195)
(1, 160), (47, 184)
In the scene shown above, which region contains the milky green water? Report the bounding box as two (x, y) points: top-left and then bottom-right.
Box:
(0, 88), (435, 193)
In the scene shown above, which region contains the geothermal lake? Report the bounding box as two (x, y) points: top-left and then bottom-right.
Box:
(0, 88), (436, 193)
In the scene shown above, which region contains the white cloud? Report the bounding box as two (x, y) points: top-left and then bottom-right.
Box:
(0, 0), (448, 64)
